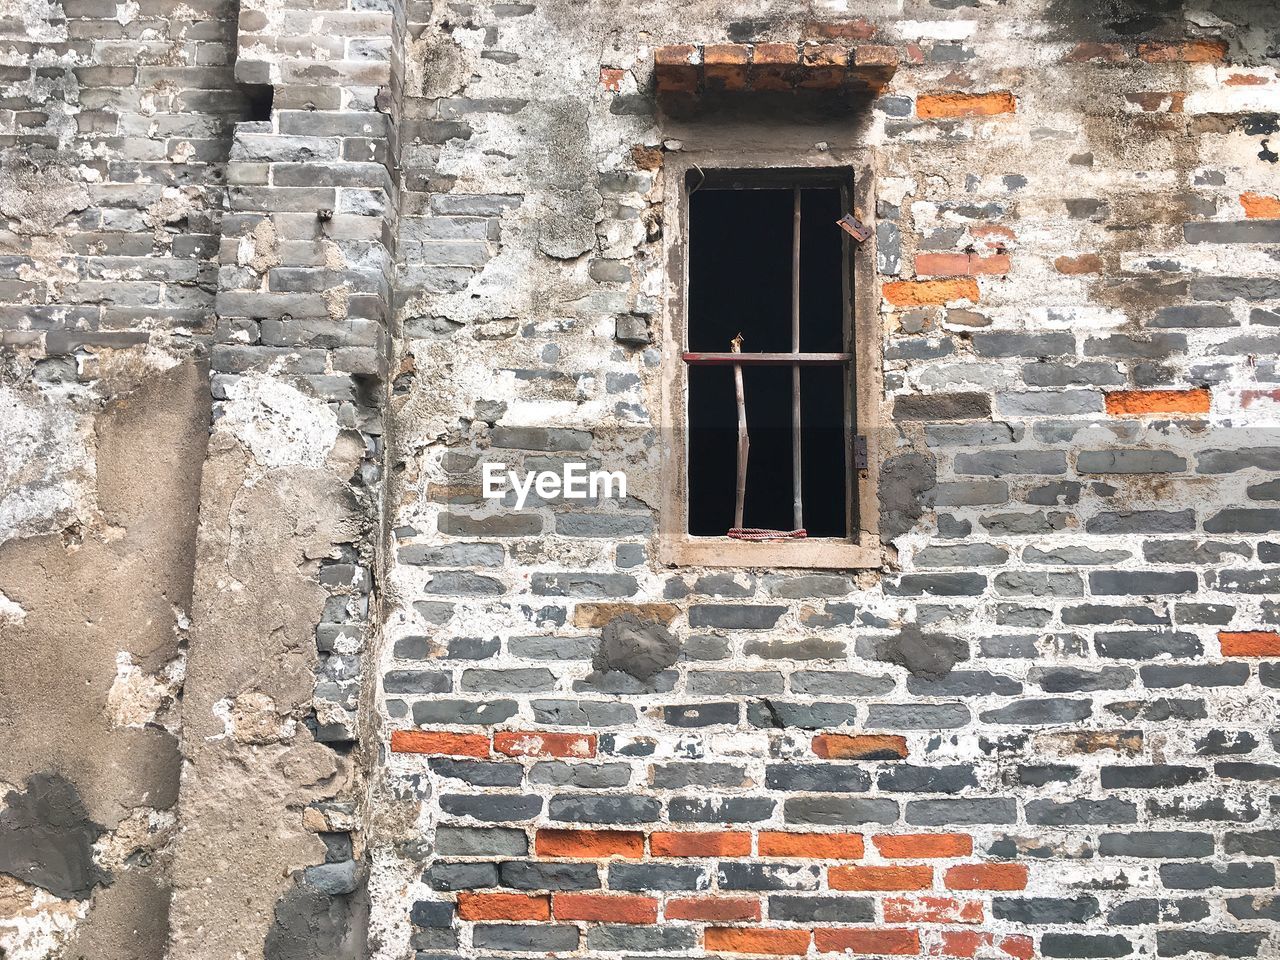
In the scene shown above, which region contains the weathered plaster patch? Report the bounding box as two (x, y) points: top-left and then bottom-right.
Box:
(0, 773), (108, 901)
(0, 876), (88, 960)
(104, 652), (184, 731)
(0, 383), (94, 542)
(219, 374), (340, 469)
(0, 155), (88, 234)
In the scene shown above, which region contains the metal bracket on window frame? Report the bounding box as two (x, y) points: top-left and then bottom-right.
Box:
(836, 212), (872, 243)
(853, 435), (868, 471)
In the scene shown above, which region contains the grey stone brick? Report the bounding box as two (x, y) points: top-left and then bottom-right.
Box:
(1109, 898), (1209, 925)
(1140, 663), (1250, 688)
(865, 703), (970, 729)
(1185, 220), (1280, 243)
(686, 671), (784, 696)
(1160, 862), (1275, 889)
(1156, 931), (1265, 958)
(547, 794), (660, 824)
(529, 762), (631, 788)
(925, 423), (1019, 446)
(1033, 666), (1134, 692)
(1077, 450), (1186, 473)
(1099, 831), (1214, 858)
(1094, 629), (1202, 659)
(953, 450), (1067, 475)
(650, 763), (748, 789)
(994, 897), (1100, 924)
(783, 796), (899, 825)
(791, 671), (896, 696)
(1041, 933), (1133, 958)
(717, 863), (820, 891)
(489, 426), (591, 451)
(498, 861), (600, 890)
(1196, 446), (1280, 473)
(509, 635), (596, 660)
(687, 605), (785, 629)
(765, 764), (871, 793)
(1089, 570), (1198, 595)
(586, 926), (696, 952)
(1083, 332), (1186, 359)
(907, 671), (1021, 696)
(769, 895), (875, 923)
(412, 699), (519, 725)
(384, 671), (452, 694)
(425, 861), (498, 890)
(971, 331), (1076, 358)
(1224, 831), (1280, 856)
(1086, 510), (1196, 534)
(747, 700), (859, 729)
(668, 796), (776, 822)
(893, 392), (991, 420)
(1151, 305), (1236, 328)
(764, 574), (854, 598)
(460, 668), (556, 692)
(662, 702), (739, 727)
(530, 572), (638, 598)
(531, 700), (636, 726)
(439, 794), (542, 821)
(1065, 605), (1169, 626)
(472, 924), (580, 952)
(1217, 568), (1280, 592)
(607, 863), (709, 891)
(742, 638), (846, 661)
(995, 571), (1083, 597)
(996, 391), (1103, 416)
(1025, 798), (1138, 825)
(877, 764), (977, 793)
(429, 759), (522, 787)
(979, 698), (1092, 724)
(1142, 540), (1251, 564)
(434, 826), (527, 859)
(905, 798), (1017, 825)
(914, 543), (1009, 566)
(884, 573), (987, 596)
(1205, 508), (1280, 533)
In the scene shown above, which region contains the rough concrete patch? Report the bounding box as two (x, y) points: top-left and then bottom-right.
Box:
(593, 614), (680, 681)
(0, 773), (108, 900)
(0, 154), (88, 234)
(219, 374), (340, 468)
(263, 880), (369, 960)
(0, 383), (94, 542)
(407, 32), (473, 99)
(878, 451), (937, 542)
(875, 623), (966, 681)
(238, 218), (282, 275)
(104, 651), (183, 730)
(525, 99), (602, 259)
(0, 875), (87, 960)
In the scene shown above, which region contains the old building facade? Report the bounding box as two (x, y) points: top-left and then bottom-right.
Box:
(2, 0), (1280, 957)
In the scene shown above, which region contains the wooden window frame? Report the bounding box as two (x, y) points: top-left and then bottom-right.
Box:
(658, 155), (883, 569)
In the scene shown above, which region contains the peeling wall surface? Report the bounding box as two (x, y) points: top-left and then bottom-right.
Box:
(2, 1), (1280, 959)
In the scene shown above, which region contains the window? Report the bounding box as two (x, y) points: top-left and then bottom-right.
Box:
(659, 162), (881, 568)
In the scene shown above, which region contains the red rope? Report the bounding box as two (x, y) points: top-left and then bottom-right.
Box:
(727, 528), (808, 541)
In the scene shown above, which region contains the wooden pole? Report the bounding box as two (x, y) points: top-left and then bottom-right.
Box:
(791, 187), (803, 531)
(731, 332), (748, 530)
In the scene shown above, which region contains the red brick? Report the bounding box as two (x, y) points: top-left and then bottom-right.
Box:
(815, 928), (920, 955)
(599, 68), (624, 92)
(1138, 39), (1227, 63)
(883, 278), (979, 307)
(651, 831), (751, 857)
(758, 832), (863, 859)
(704, 44), (748, 92)
(390, 730), (489, 757)
(1105, 388), (1210, 416)
(1219, 631), (1280, 657)
(666, 896), (761, 922)
(802, 19), (876, 41)
(829, 865), (932, 891)
(884, 895), (983, 924)
(535, 829), (644, 859)
(915, 253), (970, 277)
(812, 733), (908, 760)
(1063, 41), (1128, 63)
(1241, 192), (1280, 219)
(457, 893), (550, 921)
(944, 863), (1028, 891)
(873, 833), (972, 859)
(1055, 253), (1104, 275)
(555, 893), (657, 924)
(937, 931), (1034, 960)
(706, 928), (811, 955)
(493, 731), (596, 758)
(750, 43), (799, 92)
(969, 253), (1010, 275)
(916, 90), (1015, 118)
(654, 44), (698, 94)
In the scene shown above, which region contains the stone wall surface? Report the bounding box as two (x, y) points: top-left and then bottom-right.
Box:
(0, 0), (1278, 958)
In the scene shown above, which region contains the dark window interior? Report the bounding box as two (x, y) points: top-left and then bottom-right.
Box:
(686, 183), (849, 538)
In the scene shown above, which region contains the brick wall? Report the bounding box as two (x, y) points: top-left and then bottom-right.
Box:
(375, 1), (1280, 959)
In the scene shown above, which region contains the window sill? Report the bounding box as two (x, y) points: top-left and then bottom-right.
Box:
(658, 536), (883, 570)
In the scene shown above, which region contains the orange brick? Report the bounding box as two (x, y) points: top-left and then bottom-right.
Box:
(884, 895), (983, 924)
(1105, 388), (1210, 416)
(654, 45), (698, 94)
(815, 928), (920, 955)
(938, 931), (1034, 960)
(873, 833), (973, 859)
(1241, 192), (1280, 219)
(1220, 631), (1280, 657)
(916, 90), (1015, 119)
(667, 896), (761, 922)
(390, 730), (489, 757)
(555, 893), (657, 924)
(457, 892), (550, 921)
(704, 44), (749, 92)
(758, 832), (864, 859)
(883, 278), (980, 307)
(599, 68), (624, 92)
(944, 863), (1028, 891)
(1138, 39), (1227, 63)
(915, 253), (970, 277)
(812, 733), (908, 760)
(536, 829), (644, 859)
(1055, 253), (1103, 275)
(829, 865), (933, 891)
(1226, 73), (1270, 85)
(969, 253), (1010, 275)
(1063, 42), (1128, 63)
(750, 43), (799, 92)
(573, 602), (679, 628)
(802, 19), (876, 41)
(651, 831), (751, 857)
(706, 928), (811, 955)
(493, 731), (596, 758)
(752, 43), (799, 65)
